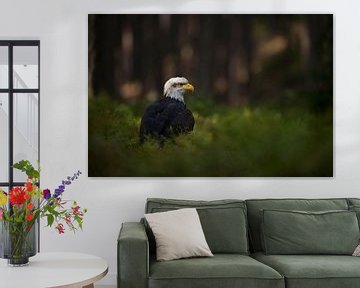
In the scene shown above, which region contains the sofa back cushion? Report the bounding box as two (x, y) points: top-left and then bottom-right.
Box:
(261, 209), (359, 255)
(145, 198), (249, 254)
(347, 199), (360, 228)
(246, 198), (349, 252)
(348, 198), (360, 207)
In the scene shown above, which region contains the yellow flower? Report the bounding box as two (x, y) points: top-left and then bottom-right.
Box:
(0, 190), (7, 206)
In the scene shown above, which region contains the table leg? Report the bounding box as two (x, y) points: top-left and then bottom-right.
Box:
(82, 284), (94, 288)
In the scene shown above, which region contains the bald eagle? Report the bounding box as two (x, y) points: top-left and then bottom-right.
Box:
(139, 77), (195, 143)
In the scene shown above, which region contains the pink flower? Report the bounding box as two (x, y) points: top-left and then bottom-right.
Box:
(72, 205), (80, 215)
(0, 208), (3, 220)
(65, 214), (71, 225)
(56, 223), (65, 234)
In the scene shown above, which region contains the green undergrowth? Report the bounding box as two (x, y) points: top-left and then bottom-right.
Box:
(88, 96), (333, 177)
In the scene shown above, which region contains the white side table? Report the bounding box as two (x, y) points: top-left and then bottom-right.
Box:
(0, 252), (108, 288)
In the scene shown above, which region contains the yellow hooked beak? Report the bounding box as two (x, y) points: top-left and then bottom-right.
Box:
(182, 83), (194, 93)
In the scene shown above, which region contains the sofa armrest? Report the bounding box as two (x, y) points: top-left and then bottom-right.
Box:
(118, 222), (149, 288)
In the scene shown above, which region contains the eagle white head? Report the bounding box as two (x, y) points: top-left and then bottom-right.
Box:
(163, 77), (194, 103)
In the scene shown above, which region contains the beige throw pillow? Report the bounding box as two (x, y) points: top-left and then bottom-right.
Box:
(353, 244), (360, 256)
(145, 208), (213, 261)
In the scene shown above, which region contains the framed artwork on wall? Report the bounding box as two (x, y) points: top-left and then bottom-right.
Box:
(88, 14), (333, 177)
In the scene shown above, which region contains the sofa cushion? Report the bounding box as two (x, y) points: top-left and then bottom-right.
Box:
(347, 198), (360, 207)
(349, 205), (360, 228)
(261, 209), (359, 255)
(246, 198), (349, 252)
(146, 198), (249, 254)
(252, 252), (360, 288)
(347, 199), (360, 229)
(145, 208), (213, 261)
(149, 254), (284, 288)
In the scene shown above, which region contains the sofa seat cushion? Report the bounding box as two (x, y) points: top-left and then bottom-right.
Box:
(149, 254), (284, 288)
(252, 252), (360, 288)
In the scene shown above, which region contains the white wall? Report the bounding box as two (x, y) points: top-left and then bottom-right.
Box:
(1, 0), (360, 285)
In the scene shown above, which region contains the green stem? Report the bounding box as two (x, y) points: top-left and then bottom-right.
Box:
(8, 222), (31, 259)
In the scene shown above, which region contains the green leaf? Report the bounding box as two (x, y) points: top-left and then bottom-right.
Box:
(12, 160), (40, 180)
(75, 216), (83, 230)
(46, 206), (60, 217)
(47, 214), (54, 227)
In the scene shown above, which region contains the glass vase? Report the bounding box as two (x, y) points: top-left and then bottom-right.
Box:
(0, 220), (37, 266)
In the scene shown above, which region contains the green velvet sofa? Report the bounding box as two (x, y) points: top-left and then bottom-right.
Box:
(118, 198), (360, 288)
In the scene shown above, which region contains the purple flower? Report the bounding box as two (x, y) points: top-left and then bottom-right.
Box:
(43, 189), (51, 200)
(54, 171), (82, 199)
(54, 189), (63, 198)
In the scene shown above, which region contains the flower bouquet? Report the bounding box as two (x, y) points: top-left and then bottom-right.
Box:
(0, 160), (87, 266)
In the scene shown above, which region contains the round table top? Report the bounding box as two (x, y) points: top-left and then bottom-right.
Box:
(0, 252), (108, 288)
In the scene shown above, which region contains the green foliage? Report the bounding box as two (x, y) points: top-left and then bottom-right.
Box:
(89, 96), (333, 177)
(12, 160), (40, 180)
(47, 214), (55, 227)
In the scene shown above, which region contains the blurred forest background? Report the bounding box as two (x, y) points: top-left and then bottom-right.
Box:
(88, 14), (333, 177)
